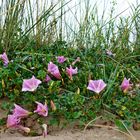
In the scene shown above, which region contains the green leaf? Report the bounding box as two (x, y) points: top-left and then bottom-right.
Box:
(37, 70), (46, 79)
(115, 120), (126, 131)
(73, 111), (82, 119)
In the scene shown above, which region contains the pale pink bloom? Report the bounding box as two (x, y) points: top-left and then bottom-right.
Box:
(106, 49), (115, 57)
(13, 104), (30, 118)
(57, 56), (67, 63)
(66, 65), (78, 80)
(0, 52), (9, 66)
(22, 76), (42, 92)
(7, 115), (30, 133)
(72, 57), (80, 65)
(48, 62), (61, 79)
(34, 102), (48, 117)
(50, 100), (56, 111)
(17, 125), (30, 133)
(120, 78), (132, 93)
(7, 115), (20, 128)
(42, 124), (47, 137)
(45, 75), (51, 83)
(87, 79), (107, 94)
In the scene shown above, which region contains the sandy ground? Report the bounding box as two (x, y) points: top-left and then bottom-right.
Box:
(0, 127), (140, 140)
(0, 100), (139, 140)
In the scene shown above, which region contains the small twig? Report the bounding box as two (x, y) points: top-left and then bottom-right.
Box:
(17, 64), (34, 74)
(83, 116), (102, 132)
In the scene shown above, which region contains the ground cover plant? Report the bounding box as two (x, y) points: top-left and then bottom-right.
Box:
(0, 0), (140, 138)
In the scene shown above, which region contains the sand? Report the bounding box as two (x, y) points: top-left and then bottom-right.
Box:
(0, 126), (140, 140)
(0, 99), (139, 140)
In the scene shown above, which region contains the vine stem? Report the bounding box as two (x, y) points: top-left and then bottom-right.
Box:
(83, 116), (136, 140)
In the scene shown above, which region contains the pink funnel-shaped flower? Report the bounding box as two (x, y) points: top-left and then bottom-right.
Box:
(34, 102), (48, 117)
(0, 52), (9, 66)
(87, 79), (107, 94)
(48, 62), (61, 79)
(13, 104), (30, 118)
(57, 56), (67, 64)
(66, 65), (78, 80)
(7, 115), (20, 128)
(7, 115), (30, 133)
(45, 75), (51, 83)
(120, 78), (132, 93)
(22, 76), (42, 92)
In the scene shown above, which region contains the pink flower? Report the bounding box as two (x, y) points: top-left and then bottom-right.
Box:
(48, 62), (61, 79)
(22, 76), (42, 92)
(7, 114), (30, 133)
(0, 52), (9, 66)
(34, 102), (48, 117)
(17, 125), (30, 133)
(66, 65), (78, 80)
(57, 56), (67, 63)
(13, 104), (31, 118)
(42, 124), (47, 137)
(45, 75), (51, 83)
(87, 79), (107, 94)
(7, 115), (30, 133)
(72, 57), (80, 65)
(7, 115), (20, 128)
(120, 78), (132, 93)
